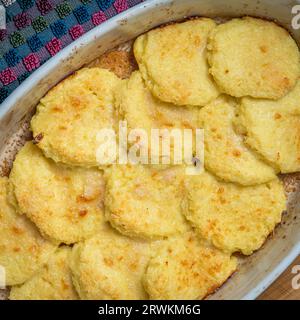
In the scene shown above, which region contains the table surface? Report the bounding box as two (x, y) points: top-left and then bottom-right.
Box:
(258, 256), (300, 300)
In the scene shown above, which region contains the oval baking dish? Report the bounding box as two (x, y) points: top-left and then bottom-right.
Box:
(1, 0), (300, 300)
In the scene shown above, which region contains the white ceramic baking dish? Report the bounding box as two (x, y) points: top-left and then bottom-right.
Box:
(1, 0), (300, 300)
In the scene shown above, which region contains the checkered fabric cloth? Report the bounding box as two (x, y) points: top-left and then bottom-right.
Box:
(0, 0), (143, 103)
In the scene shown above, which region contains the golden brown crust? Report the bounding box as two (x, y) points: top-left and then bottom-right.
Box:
(208, 17), (300, 99)
(182, 172), (286, 255)
(88, 50), (138, 79)
(69, 228), (154, 300)
(0, 177), (56, 286)
(9, 247), (78, 300)
(31, 68), (122, 167)
(105, 164), (190, 239)
(143, 232), (237, 300)
(9, 142), (107, 244)
(134, 19), (220, 106)
(199, 95), (277, 185)
(236, 82), (300, 173)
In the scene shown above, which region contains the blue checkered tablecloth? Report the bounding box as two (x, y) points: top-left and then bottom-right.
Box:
(0, 0), (144, 104)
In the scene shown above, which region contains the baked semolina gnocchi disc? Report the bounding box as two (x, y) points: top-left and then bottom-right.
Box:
(0, 177), (56, 286)
(9, 247), (78, 300)
(182, 172), (286, 255)
(9, 142), (106, 244)
(31, 68), (122, 167)
(143, 232), (237, 300)
(70, 228), (154, 300)
(134, 19), (220, 106)
(208, 17), (300, 99)
(199, 95), (277, 186)
(105, 164), (190, 239)
(236, 85), (300, 173)
(116, 71), (200, 133)
(115, 71), (200, 164)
